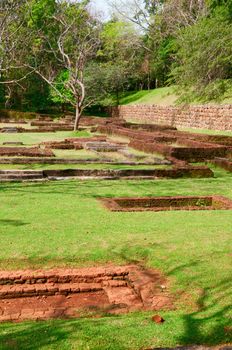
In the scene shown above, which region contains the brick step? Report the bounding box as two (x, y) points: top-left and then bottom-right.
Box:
(0, 170), (44, 180)
(0, 174), (43, 180)
(0, 280), (128, 299)
(0, 266), (173, 322)
(0, 170), (43, 175)
(0, 269), (128, 285)
(0, 178), (46, 183)
(0, 176), (44, 181)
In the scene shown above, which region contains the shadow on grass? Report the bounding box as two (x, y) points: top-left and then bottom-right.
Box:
(177, 278), (232, 346)
(0, 175), (227, 199)
(168, 263), (232, 346)
(0, 320), (70, 350)
(0, 318), (131, 350)
(0, 220), (29, 227)
(116, 251), (232, 347)
(0, 179), (114, 194)
(119, 91), (148, 105)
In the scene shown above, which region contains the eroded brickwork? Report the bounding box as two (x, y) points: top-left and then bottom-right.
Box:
(111, 105), (232, 131)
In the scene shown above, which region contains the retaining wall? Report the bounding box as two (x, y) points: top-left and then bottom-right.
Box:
(111, 105), (232, 131)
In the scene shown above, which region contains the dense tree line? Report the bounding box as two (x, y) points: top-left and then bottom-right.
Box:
(0, 0), (231, 126)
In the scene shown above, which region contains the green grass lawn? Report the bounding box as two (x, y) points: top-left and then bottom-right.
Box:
(118, 86), (232, 106)
(52, 148), (99, 159)
(0, 130), (90, 146)
(0, 163), (169, 170)
(0, 165), (231, 349)
(180, 127), (232, 137)
(119, 86), (178, 106)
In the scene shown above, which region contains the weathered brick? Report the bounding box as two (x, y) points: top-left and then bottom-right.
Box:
(111, 105), (232, 131)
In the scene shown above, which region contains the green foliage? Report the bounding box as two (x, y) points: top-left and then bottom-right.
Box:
(0, 82), (6, 107)
(50, 70), (74, 105)
(170, 10), (232, 102)
(144, 0), (164, 14)
(23, 74), (51, 111)
(1, 0), (232, 110)
(208, 0), (232, 14)
(27, 0), (56, 28)
(98, 20), (147, 104)
(100, 21), (139, 60)
(151, 37), (177, 87)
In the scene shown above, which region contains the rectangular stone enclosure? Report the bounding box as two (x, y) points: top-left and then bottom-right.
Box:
(100, 195), (232, 212)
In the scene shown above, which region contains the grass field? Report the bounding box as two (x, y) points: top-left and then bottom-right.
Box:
(0, 165), (231, 349)
(119, 86), (232, 106)
(180, 128), (232, 137)
(0, 129), (231, 349)
(0, 163), (168, 170)
(0, 130), (90, 145)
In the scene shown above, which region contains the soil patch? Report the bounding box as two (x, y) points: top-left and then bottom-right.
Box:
(0, 265), (173, 322)
(100, 195), (232, 212)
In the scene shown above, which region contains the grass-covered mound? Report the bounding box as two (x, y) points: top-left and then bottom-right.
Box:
(118, 86), (232, 106)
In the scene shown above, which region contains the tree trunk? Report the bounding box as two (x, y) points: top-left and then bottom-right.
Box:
(116, 90), (119, 106)
(74, 104), (82, 131)
(147, 72), (150, 90)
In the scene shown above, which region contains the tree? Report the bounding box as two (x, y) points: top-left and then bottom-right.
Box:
(0, 0), (101, 130)
(98, 20), (144, 103)
(25, 0), (101, 130)
(170, 7), (232, 101)
(0, 0), (35, 93)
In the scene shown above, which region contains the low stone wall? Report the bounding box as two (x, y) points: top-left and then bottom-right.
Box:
(111, 105), (232, 131)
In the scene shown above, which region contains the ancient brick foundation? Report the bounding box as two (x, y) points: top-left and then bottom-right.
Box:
(0, 147), (54, 157)
(100, 195), (232, 212)
(110, 105), (232, 131)
(0, 265), (173, 322)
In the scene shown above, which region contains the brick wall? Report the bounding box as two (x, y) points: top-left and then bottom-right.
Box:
(111, 105), (232, 131)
